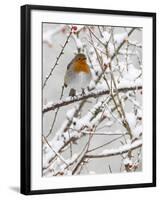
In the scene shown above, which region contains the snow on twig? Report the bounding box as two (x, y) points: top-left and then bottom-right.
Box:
(43, 99), (113, 169)
(43, 84), (142, 113)
(43, 135), (69, 166)
(85, 139), (142, 158)
(43, 25), (65, 47)
(43, 25), (142, 175)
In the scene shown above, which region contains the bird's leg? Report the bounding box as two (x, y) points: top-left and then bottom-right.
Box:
(81, 88), (85, 96)
(69, 88), (76, 98)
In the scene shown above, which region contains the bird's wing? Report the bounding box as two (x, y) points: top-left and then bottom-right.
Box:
(67, 58), (74, 70)
(64, 57), (75, 87)
(64, 72), (68, 87)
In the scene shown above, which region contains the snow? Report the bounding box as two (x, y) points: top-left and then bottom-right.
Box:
(66, 106), (78, 121)
(123, 157), (132, 165)
(126, 112), (136, 129)
(73, 109), (94, 130)
(43, 80), (142, 115)
(43, 25), (64, 47)
(127, 94), (141, 109)
(96, 80), (109, 91)
(122, 64), (141, 81)
(101, 139), (142, 156)
(133, 125), (142, 139)
(88, 80), (96, 90)
(108, 42), (114, 56)
(118, 78), (142, 89)
(72, 34), (83, 49)
(102, 55), (111, 66)
(102, 31), (111, 43)
(89, 47), (95, 55)
(43, 100), (54, 109)
(42, 26), (143, 175)
(137, 109), (142, 118)
(114, 32), (128, 44)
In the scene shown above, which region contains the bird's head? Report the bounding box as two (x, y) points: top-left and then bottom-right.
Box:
(74, 53), (87, 62)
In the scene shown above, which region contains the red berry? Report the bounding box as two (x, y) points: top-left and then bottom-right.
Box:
(72, 26), (78, 31)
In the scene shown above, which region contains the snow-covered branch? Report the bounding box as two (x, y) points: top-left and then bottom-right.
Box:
(43, 85), (142, 113)
(85, 139), (142, 158)
(42, 24), (143, 175)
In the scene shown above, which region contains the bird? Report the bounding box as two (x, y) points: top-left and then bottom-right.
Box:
(64, 53), (92, 97)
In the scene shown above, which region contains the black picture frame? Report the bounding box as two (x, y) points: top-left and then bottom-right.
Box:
(21, 4), (156, 195)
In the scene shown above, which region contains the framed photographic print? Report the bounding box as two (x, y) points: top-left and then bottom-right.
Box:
(21, 4), (156, 195)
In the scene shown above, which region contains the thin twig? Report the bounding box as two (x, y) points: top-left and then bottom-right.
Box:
(88, 27), (106, 47)
(111, 28), (136, 61)
(85, 140), (142, 158)
(46, 108), (59, 138)
(43, 31), (72, 89)
(108, 164), (112, 173)
(109, 64), (133, 138)
(46, 85), (66, 138)
(72, 129), (94, 175)
(43, 135), (68, 166)
(81, 131), (126, 136)
(87, 135), (124, 153)
(68, 130), (72, 157)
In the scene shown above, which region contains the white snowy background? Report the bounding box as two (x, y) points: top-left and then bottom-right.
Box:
(42, 24), (142, 176)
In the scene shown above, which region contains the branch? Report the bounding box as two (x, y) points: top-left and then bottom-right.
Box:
(111, 28), (136, 60)
(43, 30), (72, 89)
(43, 136), (68, 166)
(46, 85), (65, 138)
(93, 28), (136, 86)
(43, 85), (142, 114)
(85, 139), (142, 158)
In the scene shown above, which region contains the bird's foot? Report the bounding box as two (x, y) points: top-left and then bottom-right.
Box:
(69, 88), (77, 98)
(81, 88), (86, 96)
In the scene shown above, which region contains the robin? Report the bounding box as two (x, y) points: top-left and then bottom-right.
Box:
(64, 53), (92, 96)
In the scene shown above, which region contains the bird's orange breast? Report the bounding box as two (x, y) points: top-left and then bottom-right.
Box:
(73, 61), (90, 73)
